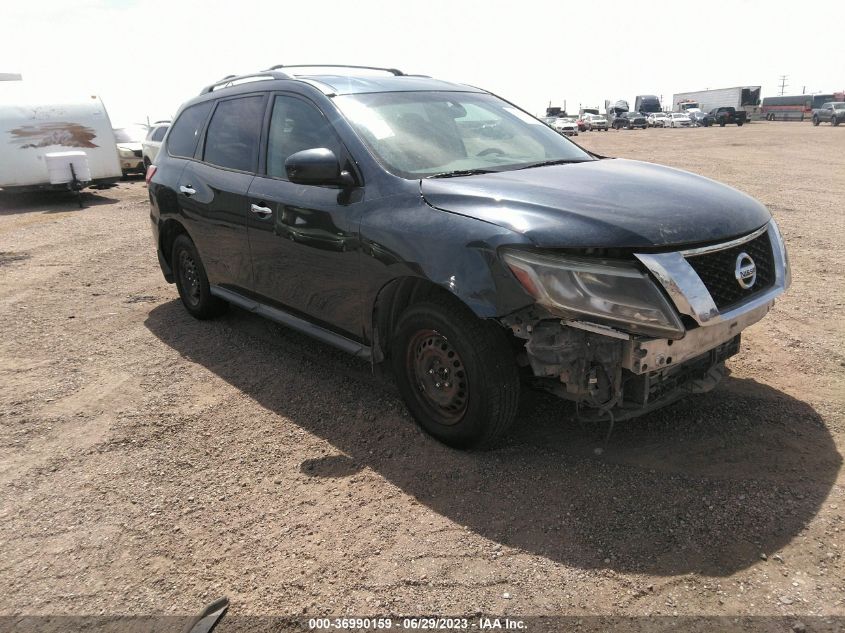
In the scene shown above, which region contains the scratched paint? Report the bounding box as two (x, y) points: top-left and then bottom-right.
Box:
(9, 122), (99, 149)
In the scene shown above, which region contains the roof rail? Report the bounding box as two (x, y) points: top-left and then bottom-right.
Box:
(199, 70), (292, 95)
(265, 64), (405, 77)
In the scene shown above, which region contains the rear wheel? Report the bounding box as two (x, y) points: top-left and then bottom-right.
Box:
(834, 117), (841, 127)
(171, 234), (228, 320)
(391, 298), (519, 449)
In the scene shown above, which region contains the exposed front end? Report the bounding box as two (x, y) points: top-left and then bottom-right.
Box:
(501, 220), (790, 420)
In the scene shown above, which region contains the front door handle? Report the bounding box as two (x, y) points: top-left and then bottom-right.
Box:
(250, 203), (273, 218)
(179, 185), (196, 196)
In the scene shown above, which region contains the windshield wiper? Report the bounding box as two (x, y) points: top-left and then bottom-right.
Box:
(515, 158), (591, 170)
(427, 168), (498, 179)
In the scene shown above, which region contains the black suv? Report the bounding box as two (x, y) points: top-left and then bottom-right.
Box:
(147, 65), (790, 448)
(612, 112), (648, 129)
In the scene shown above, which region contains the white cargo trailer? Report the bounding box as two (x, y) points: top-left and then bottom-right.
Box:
(0, 84), (121, 192)
(671, 86), (762, 118)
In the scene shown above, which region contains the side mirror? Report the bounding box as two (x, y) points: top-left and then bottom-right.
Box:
(284, 148), (355, 187)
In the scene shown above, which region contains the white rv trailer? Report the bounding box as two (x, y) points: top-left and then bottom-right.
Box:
(0, 84), (121, 192)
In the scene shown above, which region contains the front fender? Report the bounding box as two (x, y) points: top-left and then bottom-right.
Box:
(359, 193), (534, 341)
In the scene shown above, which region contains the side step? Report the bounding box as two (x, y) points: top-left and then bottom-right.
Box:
(210, 286), (372, 360)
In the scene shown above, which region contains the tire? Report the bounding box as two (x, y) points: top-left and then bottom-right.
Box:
(834, 117), (841, 127)
(143, 157), (152, 170)
(812, 116), (820, 126)
(391, 297), (520, 449)
(737, 121), (743, 126)
(171, 234), (228, 320)
(719, 120), (726, 127)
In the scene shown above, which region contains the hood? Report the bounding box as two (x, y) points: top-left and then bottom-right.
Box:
(420, 159), (771, 249)
(117, 142), (143, 151)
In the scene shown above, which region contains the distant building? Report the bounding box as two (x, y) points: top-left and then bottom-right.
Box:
(0, 73), (23, 81)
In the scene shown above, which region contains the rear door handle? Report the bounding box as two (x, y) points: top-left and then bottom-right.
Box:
(250, 203), (272, 218)
(179, 185), (196, 196)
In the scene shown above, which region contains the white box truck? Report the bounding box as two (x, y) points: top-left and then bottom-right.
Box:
(672, 86), (762, 119)
(0, 84), (121, 192)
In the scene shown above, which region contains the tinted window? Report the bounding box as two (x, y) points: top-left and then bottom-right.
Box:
(266, 96), (343, 179)
(152, 125), (168, 142)
(203, 96), (265, 172)
(167, 102), (213, 158)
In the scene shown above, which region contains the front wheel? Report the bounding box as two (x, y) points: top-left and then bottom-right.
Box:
(834, 117), (841, 127)
(171, 235), (228, 320)
(813, 116), (820, 126)
(391, 298), (520, 449)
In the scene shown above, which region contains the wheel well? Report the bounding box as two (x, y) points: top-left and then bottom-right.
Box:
(371, 277), (474, 364)
(159, 219), (189, 271)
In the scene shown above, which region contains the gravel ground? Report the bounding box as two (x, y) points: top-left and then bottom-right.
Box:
(0, 122), (843, 624)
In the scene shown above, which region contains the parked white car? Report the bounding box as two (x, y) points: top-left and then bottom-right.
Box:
(584, 113), (608, 131)
(113, 124), (149, 175)
(667, 112), (692, 128)
(552, 117), (579, 136)
(647, 112), (669, 128)
(142, 121), (170, 169)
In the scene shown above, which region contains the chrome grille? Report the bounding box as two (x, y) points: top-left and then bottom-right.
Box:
(685, 231), (775, 310)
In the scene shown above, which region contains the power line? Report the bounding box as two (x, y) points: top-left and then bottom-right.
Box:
(778, 75), (789, 96)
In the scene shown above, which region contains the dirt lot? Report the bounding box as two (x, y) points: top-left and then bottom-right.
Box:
(1, 122), (843, 625)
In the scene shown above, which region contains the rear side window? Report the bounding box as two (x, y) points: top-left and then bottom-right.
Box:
(203, 96), (265, 172)
(152, 126), (168, 142)
(167, 102), (213, 158)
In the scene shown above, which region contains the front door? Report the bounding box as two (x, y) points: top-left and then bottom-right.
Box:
(246, 94), (364, 338)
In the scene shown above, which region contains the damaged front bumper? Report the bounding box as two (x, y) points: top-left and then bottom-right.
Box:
(502, 220), (789, 420)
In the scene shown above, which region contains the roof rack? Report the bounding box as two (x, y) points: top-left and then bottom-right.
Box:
(265, 64), (405, 76)
(199, 70), (292, 95)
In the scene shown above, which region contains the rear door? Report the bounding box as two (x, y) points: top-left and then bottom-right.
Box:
(177, 94), (267, 292)
(245, 93), (364, 338)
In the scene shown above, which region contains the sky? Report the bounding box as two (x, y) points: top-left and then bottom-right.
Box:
(2, 0), (843, 125)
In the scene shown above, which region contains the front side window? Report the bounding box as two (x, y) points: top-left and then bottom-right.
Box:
(203, 95), (265, 172)
(266, 96), (343, 179)
(152, 126), (168, 142)
(167, 101), (213, 159)
(334, 91), (593, 178)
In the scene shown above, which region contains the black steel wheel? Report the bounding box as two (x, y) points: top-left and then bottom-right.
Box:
(406, 329), (469, 425)
(171, 234), (227, 320)
(391, 297), (519, 449)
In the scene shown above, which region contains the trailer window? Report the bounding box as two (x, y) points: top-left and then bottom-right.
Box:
(167, 102), (213, 159)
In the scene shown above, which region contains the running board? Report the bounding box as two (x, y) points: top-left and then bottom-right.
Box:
(209, 286), (372, 360)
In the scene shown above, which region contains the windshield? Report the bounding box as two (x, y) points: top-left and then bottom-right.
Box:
(113, 126), (147, 143)
(334, 91), (593, 178)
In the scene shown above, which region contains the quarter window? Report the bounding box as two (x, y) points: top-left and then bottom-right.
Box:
(152, 126), (168, 142)
(266, 96), (343, 179)
(203, 96), (265, 172)
(167, 102), (213, 159)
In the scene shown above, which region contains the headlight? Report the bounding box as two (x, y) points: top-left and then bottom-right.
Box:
(119, 148), (134, 158)
(502, 250), (685, 339)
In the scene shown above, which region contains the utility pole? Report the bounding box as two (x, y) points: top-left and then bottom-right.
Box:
(778, 75), (789, 96)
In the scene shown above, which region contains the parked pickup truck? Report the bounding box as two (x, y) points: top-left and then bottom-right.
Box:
(812, 102), (845, 126)
(709, 107), (747, 126)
